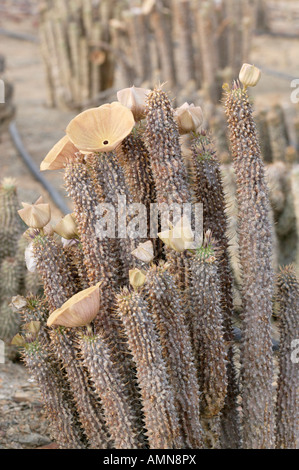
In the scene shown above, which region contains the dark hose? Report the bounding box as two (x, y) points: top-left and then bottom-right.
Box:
(9, 121), (69, 215)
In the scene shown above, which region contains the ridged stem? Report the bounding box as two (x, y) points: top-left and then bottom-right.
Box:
(50, 327), (110, 449)
(189, 246), (228, 447)
(144, 87), (191, 206)
(190, 131), (241, 448)
(80, 332), (143, 449)
(224, 82), (275, 448)
(23, 341), (86, 449)
(116, 288), (183, 449)
(145, 264), (203, 449)
(275, 266), (299, 449)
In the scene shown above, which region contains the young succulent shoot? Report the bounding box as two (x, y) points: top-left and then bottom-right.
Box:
(131, 240), (154, 263)
(53, 213), (78, 240)
(40, 135), (79, 171)
(129, 268), (146, 290)
(239, 63), (261, 89)
(66, 102), (135, 153)
(158, 215), (194, 252)
(175, 102), (203, 134)
(47, 282), (102, 327)
(18, 197), (51, 229)
(117, 85), (151, 121)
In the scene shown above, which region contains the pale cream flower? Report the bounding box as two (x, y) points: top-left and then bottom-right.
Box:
(40, 135), (79, 171)
(53, 213), (78, 240)
(239, 63), (261, 88)
(158, 215), (194, 252)
(175, 102), (203, 134)
(117, 86), (151, 121)
(66, 102), (135, 153)
(129, 268), (147, 289)
(47, 282), (102, 327)
(131, 240), (154, 263)
(18, 197), (51, 229)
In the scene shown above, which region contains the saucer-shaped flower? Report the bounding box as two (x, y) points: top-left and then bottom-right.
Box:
(47, 282), (102, 328)
(175, 102), (203, 134)
(117, 86), (151, 121)
(66, 102), (135, 153)
(40, 135), (79, 171)
(18, 196), (51, 229)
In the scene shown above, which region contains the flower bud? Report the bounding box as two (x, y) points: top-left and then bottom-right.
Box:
(11, 334), (26, 347)
(239, 63), (261, 88)
(10, 295), (27, 310)
(175, 102), (203, 134)
(53, 213), (78, 240)
(131, 240), (154, 263)
(129, 268), (146, 289)
(23, 321), (41, 335)
(18, 197), (51, 229)
(117, 86), (151, 121)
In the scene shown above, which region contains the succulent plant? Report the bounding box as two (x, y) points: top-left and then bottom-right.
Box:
(12, 65), (299, 449)
(0, 179), (41, 360)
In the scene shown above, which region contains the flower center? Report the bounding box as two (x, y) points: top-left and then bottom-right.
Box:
(103, 140), (109, 145)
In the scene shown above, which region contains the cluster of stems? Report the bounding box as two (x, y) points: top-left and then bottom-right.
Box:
(15, 81), (299, 449)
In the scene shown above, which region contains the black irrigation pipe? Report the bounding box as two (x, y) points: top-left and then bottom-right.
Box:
(9, 121), (69, 215)
(0, 27), (39, 43)
(254, 64), (298, 82)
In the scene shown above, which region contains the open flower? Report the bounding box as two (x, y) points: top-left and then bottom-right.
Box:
(158, 215), (194, 252)
(66, 102), (135, 153)
(117, 86), (151, 121)
(40, 135), (79, 171)
(175, 102), (203, 134)
(47, 282), (102, 327)
(53, 213), (78, 240)
(18, 196), (51, 229)
(131, 240), (154, 263)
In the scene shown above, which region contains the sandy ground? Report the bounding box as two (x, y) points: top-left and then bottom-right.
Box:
(0, 3), (298, 449)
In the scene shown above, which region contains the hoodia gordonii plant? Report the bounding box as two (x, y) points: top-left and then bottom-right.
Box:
(13, 67), (299, 449)
(0, 178), (41, 359)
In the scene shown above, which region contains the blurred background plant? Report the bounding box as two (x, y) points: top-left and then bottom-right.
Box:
(0, 178), (42, 361)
